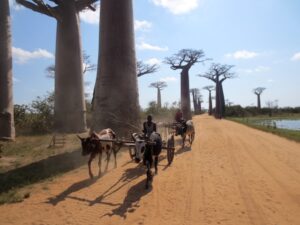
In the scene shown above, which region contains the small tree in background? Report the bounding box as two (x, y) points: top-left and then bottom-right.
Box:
(253, 87), (266, 110)
(190, 88), (201, 114)
(203, 85), (214, 115)
(149, 81), (167, 109)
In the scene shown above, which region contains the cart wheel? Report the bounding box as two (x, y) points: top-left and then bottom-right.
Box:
(128, 147), (135, 160)
(167, 135), (175, 165)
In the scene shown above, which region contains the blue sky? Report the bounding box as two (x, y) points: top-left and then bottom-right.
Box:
(9, 0), (300, 109)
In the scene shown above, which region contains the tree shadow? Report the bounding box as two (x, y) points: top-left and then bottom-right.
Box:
(0, 149), (86, 194)
(101, 179), (151, 219)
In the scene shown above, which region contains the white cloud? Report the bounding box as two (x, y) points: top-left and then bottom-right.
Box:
(137, 42), (168, 51)
(238, 66), (270, 74)
(80, 4), (100, 24)
(135, 20), (152, 31)
(145, 58), (161, 65)
(160, 76), (178, 82)
(226, 50), (259, 59)
(12, 47), (54, 64)
(291, 52), (300, 61)
(13, 77), (20, 83)
(9, 0), (23, 10)
(151, 0), (199, 15)
(267, 79), (274, 83)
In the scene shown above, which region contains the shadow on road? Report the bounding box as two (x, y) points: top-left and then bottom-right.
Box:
(0, 149), (86, 194)
(101, 178), (151, 219)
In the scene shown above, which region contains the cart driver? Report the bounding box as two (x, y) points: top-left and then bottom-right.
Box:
(143, 115), (157, 138)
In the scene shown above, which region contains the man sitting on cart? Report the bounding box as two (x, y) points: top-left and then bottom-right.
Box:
(174, 109), (187, 136)
(143, 115), (157, 138)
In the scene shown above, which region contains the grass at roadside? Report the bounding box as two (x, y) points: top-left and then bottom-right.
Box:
(0, 134), (85, 205)
(228, 117), (300, 143)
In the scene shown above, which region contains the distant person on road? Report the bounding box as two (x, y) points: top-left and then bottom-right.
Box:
(143, 115), (157, 138)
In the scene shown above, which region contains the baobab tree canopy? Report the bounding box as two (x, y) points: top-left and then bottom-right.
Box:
(165, 49), (209, 120)
(0, 0), (15, 140)
(17, 0), (98, 133)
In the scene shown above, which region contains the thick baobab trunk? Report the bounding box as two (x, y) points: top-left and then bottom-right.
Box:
(191, 91), (197, 114)
(257, 94), (261, 109)
(0, 0), (15, 141)
(93, 0), (140, 137)
(157, 88), (161, 108)
(215, 80), (222, 119)
(54, 4), (86, 133)
(180, 69), (192, 120)
(197, 98), (201, 113)
(208, 91), (212, 116)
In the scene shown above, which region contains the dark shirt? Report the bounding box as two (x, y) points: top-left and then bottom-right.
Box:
(143, 122), (157, 137)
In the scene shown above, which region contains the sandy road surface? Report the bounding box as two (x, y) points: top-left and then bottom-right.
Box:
(1, 115), (300, 225)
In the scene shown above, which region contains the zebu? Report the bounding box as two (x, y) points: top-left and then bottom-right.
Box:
(77, 128), (121, 178)
(175, 120), (195, 148)
(131, 132), (162, 189)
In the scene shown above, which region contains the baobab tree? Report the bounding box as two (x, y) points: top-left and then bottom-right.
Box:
(165, 49), (209, 120)
(17, 0), (98, 133)
(199, 63), (235, 119)
(203, 85), (214, 116)
(0, 0), (15, 140)
(137, 61), (159, 77)
(197, 95), (203, 113)
(253, 87), (266, 110)
(92, 0), (140, 137)
(190, 88), (201, 114)
(149, 81), (167, 109)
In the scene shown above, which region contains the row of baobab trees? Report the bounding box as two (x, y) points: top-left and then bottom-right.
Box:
(0, 0), (267, 141)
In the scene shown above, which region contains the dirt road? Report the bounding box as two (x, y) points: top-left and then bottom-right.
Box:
(1, 115), (300, 225)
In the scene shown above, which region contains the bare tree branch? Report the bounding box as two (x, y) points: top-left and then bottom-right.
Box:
(137, 61), (159, 77)
(16, 0), (60, 18)
(76, 0), (99, 11)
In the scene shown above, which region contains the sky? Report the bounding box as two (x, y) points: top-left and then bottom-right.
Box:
(8, 0), (300, 109)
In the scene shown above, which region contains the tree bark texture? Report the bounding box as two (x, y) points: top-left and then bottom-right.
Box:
(157, 88), (161, 108)
(208, 91), (212, 116)
(257, 94), (261, 109)
(54, 3), (86, 133)
(92, 0), (140, 137)
(180, 69), (192, 120)
(0, 0), (15, 140)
